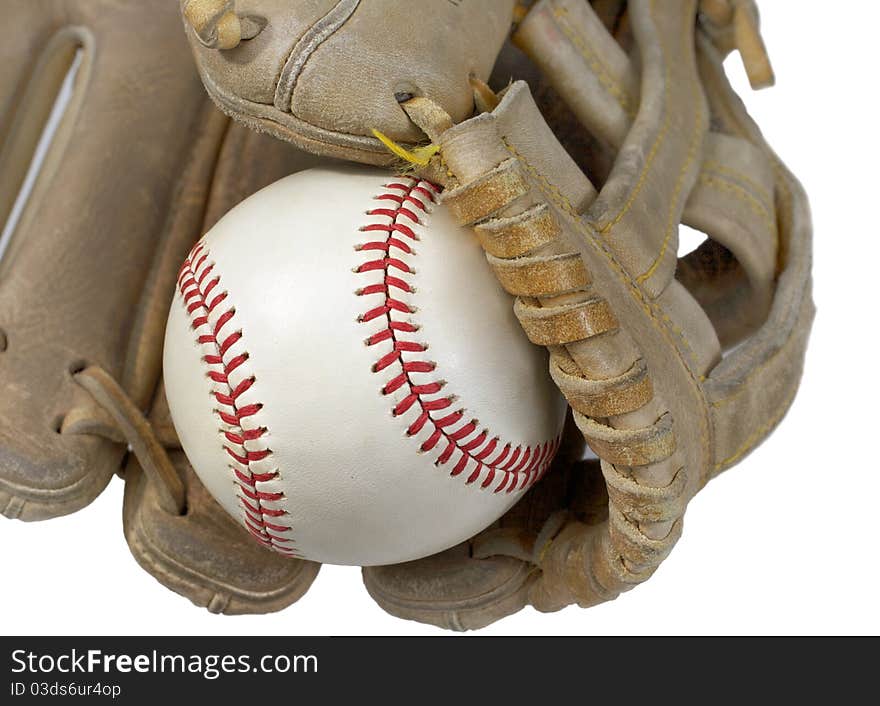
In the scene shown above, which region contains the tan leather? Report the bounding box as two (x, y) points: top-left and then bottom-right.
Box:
(364, 0), (813, 626)
(515, 0), (777, 338)
(0, 0), (811, 628)
(364, 423), (603, 631)
(699, 0), (774, 89)
(181, 0), (516, 164)
(0, 0), (212, 520)
(0, 0), (330, 614)
(119, 115), (332, 612)
(124, 381), (320, 615)
(695, 31), (813, 474)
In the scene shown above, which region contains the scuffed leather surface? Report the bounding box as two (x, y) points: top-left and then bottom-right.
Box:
(124, 446), (321, 615)
(0, 0), (338, 526)
(1, 0), (813, 629)
(0, 0), (210, 520)
(182, 0), (516, 163)
(367, 0), (813, 626)
(121, 117), (333, 613)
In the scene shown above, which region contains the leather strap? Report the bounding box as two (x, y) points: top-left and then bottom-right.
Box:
(73, 366), (185, 516)
(515, 0), (778, 345)
(695, 33), (815, 474)
(401, 0), (812, 612)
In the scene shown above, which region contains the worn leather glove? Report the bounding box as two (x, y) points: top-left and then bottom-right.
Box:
(177, 0), (813, 629)
(2, 0), (813, 629)
(0, 0), (330, 613)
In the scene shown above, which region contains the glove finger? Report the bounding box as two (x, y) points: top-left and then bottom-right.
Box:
(180, 0), (516, 163)
(400, 0), (811, 620)
(120, 119), (331, 611)
(363, 424), (582, 631)
(124, 376), (322, 615)
(0, 0), (215, 520)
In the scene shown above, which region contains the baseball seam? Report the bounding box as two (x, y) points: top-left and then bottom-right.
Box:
(175, 176), (560, 559)
(355, 177), (560, 494)
(177, 243), (298, 557)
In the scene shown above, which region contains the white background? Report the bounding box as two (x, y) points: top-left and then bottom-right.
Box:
(3, 4), (878, 635)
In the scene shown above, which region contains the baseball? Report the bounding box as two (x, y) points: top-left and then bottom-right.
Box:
(163, 165), (566, 566)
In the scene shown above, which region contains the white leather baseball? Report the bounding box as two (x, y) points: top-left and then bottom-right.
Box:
(163, 165), (567, 566)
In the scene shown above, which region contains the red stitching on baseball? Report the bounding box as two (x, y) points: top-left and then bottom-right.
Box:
(356, 177), (560, 494)
(177, 243), (298, 557)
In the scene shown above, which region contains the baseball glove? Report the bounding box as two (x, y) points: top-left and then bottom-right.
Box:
(1, 0), (814, 628)
(0, 0), (327, 611)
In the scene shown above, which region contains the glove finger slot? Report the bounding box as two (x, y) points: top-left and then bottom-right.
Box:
(676, 238), (754, 347)
(0, 27), (89, 270)
(677, 133), (778, 348)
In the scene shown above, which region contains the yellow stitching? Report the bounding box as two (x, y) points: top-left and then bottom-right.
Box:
(696, 34), (811, 439)
(506, 141), (702, 369)
(506, 139), (711, 475)
(636, 6), (706, 285)
(698, 173), (776, 234)
(698, 35), (797, 286)
(510, 145), (574, 214)
(709, 305), (810, 409)
(703, 159), (773, 210)
(601, 0), (711, 482)
(596, 118), (670, 236)
(595, 0), (673, 235)
(535, 531), (556, 566)
(713, 383), (798, 470)
(551, 1), (637, 119)
(660, 310), (703, 375)
(697, 35), (793, 212)
(636, 123), (703, 284)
